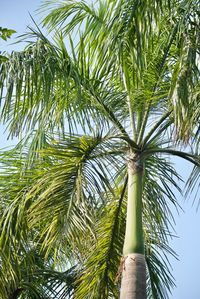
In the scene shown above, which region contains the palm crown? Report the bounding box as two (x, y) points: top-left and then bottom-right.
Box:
(0, 0), (199, 298)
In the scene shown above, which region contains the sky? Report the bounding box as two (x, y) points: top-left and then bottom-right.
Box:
(1, 1), (200, 298)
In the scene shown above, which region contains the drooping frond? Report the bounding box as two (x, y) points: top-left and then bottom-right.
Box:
(0, 33), (100, 137)
(146, 241), (177, 299)
(168, 0), (200, 141)
(143, 155), (182, 298)
(0, 242), (78, 299)
(0, 26), (134, 149)
(74, 178), (127, 299)
(186, 164), (200, 208)
(0, 132), (125, 258)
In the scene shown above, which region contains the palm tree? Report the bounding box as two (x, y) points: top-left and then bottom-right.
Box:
(0, 0), (199, 298)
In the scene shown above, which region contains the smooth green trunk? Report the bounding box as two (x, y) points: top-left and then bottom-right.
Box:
(123, 156), (144, 255)
(120, 155), (146, 299)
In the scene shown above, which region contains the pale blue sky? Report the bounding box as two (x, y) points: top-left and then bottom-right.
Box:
(1, 1), (200, 298)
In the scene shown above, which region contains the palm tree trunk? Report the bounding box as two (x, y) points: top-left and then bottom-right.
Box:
(120, 253), (146, 299)
(120, 153), (146, 299)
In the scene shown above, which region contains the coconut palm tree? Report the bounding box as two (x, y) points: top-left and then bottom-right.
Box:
(0, 0), (199, 298)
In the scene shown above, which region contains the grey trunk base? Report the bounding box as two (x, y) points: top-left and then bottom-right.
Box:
(120, 253), (146, 299)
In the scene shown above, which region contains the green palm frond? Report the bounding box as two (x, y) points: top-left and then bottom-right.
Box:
(41, 0), (108, 35)
(0, 132), (125, 259)
(74, 179), (127, 299)
(0, 33), (96, 137)
(168, 1), (200, 141)
(142, 156), (182, 298)
(0, 242), (77, 299)
(0, 27), (131, 143)
(144, 156), (182, 236)
(186, 164), (200, 208)
(145, 147), (200, 168)
(146, 240), (177, 299)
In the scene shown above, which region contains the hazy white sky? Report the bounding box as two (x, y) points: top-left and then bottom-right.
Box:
(1, 1), (200, 298)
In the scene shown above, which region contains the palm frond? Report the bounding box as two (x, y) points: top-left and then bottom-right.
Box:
(146, 240), (177, 299)
(74, 179), (127, 299)
(41, 0), (108, 36)
(0, 26), (132, 144)
(0, 132), (124, 259)
(168, 0), (200, 141)
(145, 148), (200, 168)
(143, 156), (181, 298)
(186, 164), (200, 208)
(0, 241), (78, 299)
